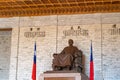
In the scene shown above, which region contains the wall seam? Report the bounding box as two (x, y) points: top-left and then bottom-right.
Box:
(16, 17), (20, 80)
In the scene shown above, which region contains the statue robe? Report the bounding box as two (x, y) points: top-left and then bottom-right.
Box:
(56, 46), (78, 67)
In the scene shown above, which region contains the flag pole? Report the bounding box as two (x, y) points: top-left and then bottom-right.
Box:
(90, 40), (94, 80)
(32, 42), (36, 80)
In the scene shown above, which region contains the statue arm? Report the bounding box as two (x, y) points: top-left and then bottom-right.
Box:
(74, 46), (79, 52)
(60, 48), (65, 54)
(74, 47), (82, 57)
(76, 47), (79, 51)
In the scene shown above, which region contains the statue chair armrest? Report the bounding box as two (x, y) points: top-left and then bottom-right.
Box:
(53, 53), (59, 58)
(74, 50), (82, 57)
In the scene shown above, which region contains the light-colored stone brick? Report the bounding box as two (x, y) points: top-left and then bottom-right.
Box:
(0, 31), (11, 80)
(0, 13), (120, 80)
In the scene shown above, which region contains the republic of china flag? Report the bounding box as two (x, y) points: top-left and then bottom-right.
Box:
(32, 42), (36, 80)
(90, 41), (94, 80)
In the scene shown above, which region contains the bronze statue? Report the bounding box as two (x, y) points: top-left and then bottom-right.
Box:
(52, 39), (83, 72)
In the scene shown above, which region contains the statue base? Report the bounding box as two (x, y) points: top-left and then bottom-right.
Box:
(39, 71), (88, 80)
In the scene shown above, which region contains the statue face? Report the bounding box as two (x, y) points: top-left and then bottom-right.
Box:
(68, 39), (73, 46)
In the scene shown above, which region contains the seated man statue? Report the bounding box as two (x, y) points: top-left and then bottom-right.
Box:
(52, 39), (83, 72)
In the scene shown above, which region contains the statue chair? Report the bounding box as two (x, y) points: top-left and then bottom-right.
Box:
(52, 50), (83, 73)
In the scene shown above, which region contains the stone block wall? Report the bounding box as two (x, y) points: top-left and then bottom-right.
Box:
(0, 31), (11, 80)
(0, 13), (120, 80)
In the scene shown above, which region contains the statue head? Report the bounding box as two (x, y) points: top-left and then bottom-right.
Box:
(68, 39), (74, 46)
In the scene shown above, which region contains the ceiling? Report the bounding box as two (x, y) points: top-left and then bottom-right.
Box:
(0, 0), (120, 17)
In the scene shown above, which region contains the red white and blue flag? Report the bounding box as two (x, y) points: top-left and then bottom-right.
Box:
(90, 41), (94, 80)
(32, 42), (36, 80)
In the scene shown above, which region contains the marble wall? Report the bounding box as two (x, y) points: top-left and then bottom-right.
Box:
(0, 13), (120, 80)
(0, 31), (11, 80)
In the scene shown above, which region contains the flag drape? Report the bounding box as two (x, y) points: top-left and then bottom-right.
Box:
(90, 41), (94, 80)
(32, 42), (36, 80)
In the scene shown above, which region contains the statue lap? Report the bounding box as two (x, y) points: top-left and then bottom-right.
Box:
(52, 50), (83, 73)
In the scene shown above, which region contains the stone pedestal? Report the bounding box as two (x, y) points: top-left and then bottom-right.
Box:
(39, 71), (88, 80)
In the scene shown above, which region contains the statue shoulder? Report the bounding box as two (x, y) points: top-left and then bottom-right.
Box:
(63, 46), (69, 49)
(74, 46), (78, 48)
(73, 46), (79, 50)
